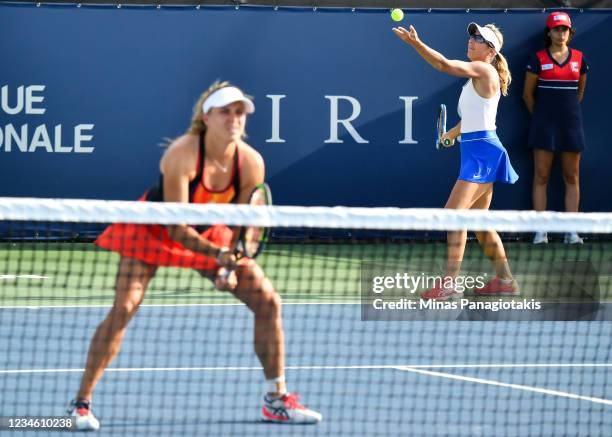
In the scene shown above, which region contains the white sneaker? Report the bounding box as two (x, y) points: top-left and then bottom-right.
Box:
(533, 232), (548, 244)
(67, 399), (100, 431)
(262, 393), (322, 424)
(564, 232), (584, 244)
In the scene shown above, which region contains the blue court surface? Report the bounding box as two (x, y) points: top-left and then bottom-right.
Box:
(1, 303), (611, 436)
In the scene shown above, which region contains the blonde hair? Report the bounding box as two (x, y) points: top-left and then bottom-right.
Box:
(160, 81), (251, 147)
(186, 80), (231, 136)
(486, 24), (512, 97)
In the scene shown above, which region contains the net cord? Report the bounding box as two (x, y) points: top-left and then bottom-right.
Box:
(1, 197), (611, 233)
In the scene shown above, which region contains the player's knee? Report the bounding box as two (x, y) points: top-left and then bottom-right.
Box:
(254, 291), (282, 319)
(267, 292), (283, 318)
(534, 171), (550, 186)
(110, 301), (139, 329)
(237, 263), (266, 289)
(563, 172), (579, 186)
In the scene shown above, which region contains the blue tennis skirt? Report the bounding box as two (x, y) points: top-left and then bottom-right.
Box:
(458, 130), (519, 184)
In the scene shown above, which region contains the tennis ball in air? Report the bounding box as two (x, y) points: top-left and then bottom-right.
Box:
(391, 9), (404, 22)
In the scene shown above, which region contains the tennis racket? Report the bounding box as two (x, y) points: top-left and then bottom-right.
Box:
(234, 182), (272, 260)
(218, 182), (272, 279)
(435, 104), (451, 149)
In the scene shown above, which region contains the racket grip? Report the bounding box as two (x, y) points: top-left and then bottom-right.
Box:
(216, 247), (230, 264)
(218, 268), (231, 280)
(443, 138), (451, 147)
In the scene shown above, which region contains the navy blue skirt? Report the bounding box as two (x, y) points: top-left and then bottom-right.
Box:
(528, 94), (586, 152)
(458, 131), (519, 184)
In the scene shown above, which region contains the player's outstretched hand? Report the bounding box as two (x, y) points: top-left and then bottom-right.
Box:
(392, 25), (420, 46)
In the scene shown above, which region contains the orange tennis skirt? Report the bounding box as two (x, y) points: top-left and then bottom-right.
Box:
(95, 222), (233, 270)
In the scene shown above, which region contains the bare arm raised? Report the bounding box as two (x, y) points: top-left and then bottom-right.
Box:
(393, 25), (499, 98)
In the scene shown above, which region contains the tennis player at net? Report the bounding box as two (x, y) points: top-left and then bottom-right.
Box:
(66, 81), (322, 430)
(393, 23), (520, 300)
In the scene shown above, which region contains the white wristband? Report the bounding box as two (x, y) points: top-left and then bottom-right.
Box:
(216, 247), (230, 264)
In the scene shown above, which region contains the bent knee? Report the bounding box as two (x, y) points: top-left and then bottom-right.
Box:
(237, 263), (267, 288)
(109, 301), (140, 328)
(252, 291), (282, 318)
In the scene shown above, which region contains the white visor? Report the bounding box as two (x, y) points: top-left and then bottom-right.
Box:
(202, 86), (255, 114)
(467, 22), (501, 53)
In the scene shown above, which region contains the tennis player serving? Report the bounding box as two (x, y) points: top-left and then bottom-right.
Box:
(66, 81), (321, 430)
(393, 24), (520, 300)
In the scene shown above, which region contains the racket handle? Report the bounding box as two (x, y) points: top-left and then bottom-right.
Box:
(437, 139), (451, 149)
(218, 268), (231, 280)
(216, 247), (230, 264)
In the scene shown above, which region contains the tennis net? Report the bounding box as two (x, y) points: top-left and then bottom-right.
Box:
(0, 197), (611, 435)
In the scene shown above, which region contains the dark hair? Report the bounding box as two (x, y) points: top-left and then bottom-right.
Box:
(544, 27), (576, 47)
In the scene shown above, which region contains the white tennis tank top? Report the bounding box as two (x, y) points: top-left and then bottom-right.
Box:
(457, 79), (500, 133)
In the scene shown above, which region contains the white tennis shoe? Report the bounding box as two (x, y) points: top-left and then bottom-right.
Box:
(564, 232), (584, 244)
(533, 231), (548, 244)
(262, 393), (322, 424)
(67, 399), (100, 431)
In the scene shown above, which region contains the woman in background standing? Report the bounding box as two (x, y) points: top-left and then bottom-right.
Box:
(524, 11), (588, 244)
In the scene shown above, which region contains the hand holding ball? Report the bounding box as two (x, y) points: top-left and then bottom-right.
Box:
(391, 9), (404, 22)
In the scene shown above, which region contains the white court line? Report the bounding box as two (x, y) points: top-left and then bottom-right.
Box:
(2, 363), (611, 375)
(396, 367), (612, 406)
(0, 302), (360, 309)
(0, 274), (50, 280)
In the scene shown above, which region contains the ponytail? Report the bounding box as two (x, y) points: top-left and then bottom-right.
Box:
(492, 52), (512, 96)
(485, 24), (512, 96)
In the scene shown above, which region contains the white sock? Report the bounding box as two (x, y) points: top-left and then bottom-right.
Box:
(266, 375), (287, 396)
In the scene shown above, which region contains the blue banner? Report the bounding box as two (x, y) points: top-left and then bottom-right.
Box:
(1, 5), (610, 210)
